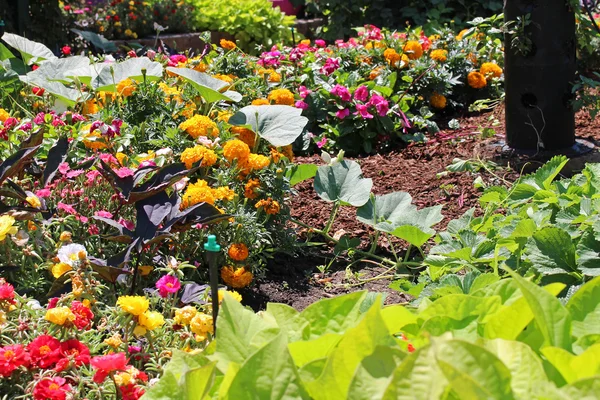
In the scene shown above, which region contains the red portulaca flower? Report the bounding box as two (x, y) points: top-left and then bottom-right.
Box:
(55, 339), (90, 372)
(120, 383), (146, 400)
(71, 301), (94, 330)
(33, 376), (71, 400)
(0, 279), (15, 302)
(91, 352), (128, 383)
(61, 46), (71, 56)
(0, 344), (30, 377)
(28, 335), (62, 369)
(156, 275), (181, 298)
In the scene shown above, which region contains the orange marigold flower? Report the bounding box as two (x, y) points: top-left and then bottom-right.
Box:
(116, 78), (136, 97)
(369, 66), (385, 80)
(82, 100), (99, 115)
(178, 115), (219, 139)
(213, 186), (235, 201)
(0, 108), (9, 122)
(383, 48), (401, 66)
(252, 98), (270, 106)
(403, 41), (423, 60)
(255, 198), (280, 215)
(430, 93), (447, 110)
(246, 154), (270, 171)
(220, 39), (236, 50)
(180, 145), (217, 169)
(456, 29), (470, 40)
(244, 179), (261, 199)
(281, 145), (294, 161)
(231, 126), (256, 148)
(223, 139), (250, 164)
(430, 49), (448, 62)
(466, 52), (478, 65)
(220, 266), (253, 289)
(82, 131), (108, 150)
(467, 71), (487, 89)
(480, 62), (503, 79)
(267, 88), (295, 106)
(228, 243), (249, 261)
(181, 180), (215, 209)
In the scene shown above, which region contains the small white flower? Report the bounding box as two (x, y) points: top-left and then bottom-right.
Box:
(156, 147), (173, 157)
(173, 177), (189, 192)
(27, 300), (42, 310)
(58, 243), (87, 266)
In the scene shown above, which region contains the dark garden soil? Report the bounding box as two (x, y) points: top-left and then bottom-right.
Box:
(242, 106), (600, 311)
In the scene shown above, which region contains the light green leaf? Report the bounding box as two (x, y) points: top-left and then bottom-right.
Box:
(0, 42), (15, 61)
(226, 334), (310, 400)
(348, 346), (406, 400)
(299, 291), (367, 339)
(567, 276), (600, 340)
(166, 66), (241, 103)
(381, 305), (417, 334)
(27, 56), (92, 85)
(485, 339), (548, 398)
(1, 33), (57, 65)
(92, 58), (163, 92)
(184, 362), (217, 400)
(542, 344), (600, 384)
(526, 227), (577, 274)
(505, 269), (572, 350)
(288, 334), (342, 367)
(264, 303), (308, 342)
(468, 273), (500, 293)
(314, 160), (373, 207)
(435, 339), (515, 400)
(559, 376), (600, 399)
(285, 164), (318, 186)
(418, 294), (502, 323)
(19, 75), (85, 106)
(576, 231), (600, 276)
(382, 344), (448, 400)
(229, 105), (308, 146)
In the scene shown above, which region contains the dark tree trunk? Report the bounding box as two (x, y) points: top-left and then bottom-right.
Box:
(504, 0), (577, 151)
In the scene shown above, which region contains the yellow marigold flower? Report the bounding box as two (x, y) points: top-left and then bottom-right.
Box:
(26, 195), (41, 209)
(216, 110), (233, 123)
(258, 68), (281, 83)
(174, 306), (197, 326)
(190, 312), (213, 335)
(0, 108), (9, 123)
(221, 266), (253, 289)
(267, 88), (295, 106)
(82, 131), (108, 150)
(45, 306), (75, 326)
(270, 148), (284, 163)
(180, 145), (218, 169)
(178, 115), (219, 139)
(82, 100), (99, 115)
(456, 29), (470, 40)
(255, 198), (280, 215)
(403, 41), (423, 60)
(181, 180), (215, 209)
(383, 48), (401, 66)
(104, 334), (123, 349)
(116, 296), (149, 316)
(228, 243), (249, 261)
(430, 49), (448, 62)
(213, 74), (233, 84)
(139, 311), (165, 330)
(213, 186), (235, 201)
(139, 265), (153, 276)
(59, 231), (72, 242)
(218, 289), (242, 303)
(300, 39), (311, 46)
(116, 78), (136, 97)
(429, 34), (441, 42)
(246, 154), (270, 171)
(480, 62), (503, 79)
(252, 98), (270, 106)
(244, 179), (261, 199)
(193, 62), (208, 72)
(51, 262), (72, 279)
(430, 93), (447, 110)
(231, 126), (256, 148)
(223, 139), (251, 164)
(0, 215), (18, 241)
(467, 71), (487, 89)
(220, 39), (236, 50)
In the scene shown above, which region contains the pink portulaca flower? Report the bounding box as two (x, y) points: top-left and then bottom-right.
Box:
(94, 210), (113, 219)
(315, 39), (326, 47)
(156, 275), (181, 298)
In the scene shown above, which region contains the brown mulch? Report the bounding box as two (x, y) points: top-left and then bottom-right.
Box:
(242, 106), (600, 311)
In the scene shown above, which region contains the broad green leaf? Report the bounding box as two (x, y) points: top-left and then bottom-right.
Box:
(381, 305), (417, 334)
(71, 29), (118, 52)
(306, 296), (397, 400)
(299, 291), (367, 339)
(285, 164), (318, 186)
(418, 294), (502, 323)
(288, 334), (342, 367)
(567, 276), (600, 340)
(576, 231), (600, 276)
(27, 56), (92, 85)
(226, 334), (310, 400)
(213, 295), (280, 371)
(92, 58), (163, 91)
(298, 358), (327, 383)
(19, 75), (84, 106)
(314, 160), (373, 207)
(229, 105), (308, 146)
(559, 376), (600, 399)
(382, 344), (448, 400)
(525, 155), (568, 190)
(184, 362), (217, 400)
(505, 269), (572, 350)
(468, 273), (500, 293)
(435, 339), (515, 400)
(526, 227), (577, 274)
(166, 67), (241, 103)
(1, 33), (57, 65)
(485, 339), (548, 398)
(542, 344), (600, 383)
(0, 42), (14, 60)
(348, 346), (406, 400)
(483, 283), (565, 340)
(264, 303), (308, 342)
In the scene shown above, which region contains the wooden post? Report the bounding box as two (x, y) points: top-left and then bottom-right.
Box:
(504, 0), (576, 151)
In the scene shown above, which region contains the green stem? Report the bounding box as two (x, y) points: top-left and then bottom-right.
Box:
(323, 203), (340, 236)
(368, 231), (380, 254)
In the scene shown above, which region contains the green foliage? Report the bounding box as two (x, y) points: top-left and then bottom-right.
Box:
(189, 0), (295, 54)
(147, 278), (600, 399)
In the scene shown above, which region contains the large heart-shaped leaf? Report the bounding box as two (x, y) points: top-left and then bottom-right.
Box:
(71, 29), (118, 53)
(229, 105), (309, 147)
(314, 160), (372, 207)
(27, 56), (92, 86)
(1, 33), (57, 65)
(91, 57), (163, 91)
(165, 67), (242, 103)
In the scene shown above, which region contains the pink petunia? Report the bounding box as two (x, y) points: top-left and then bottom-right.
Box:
(315, 39), (326, 47)
(58, 162), (70, 175)
(369, 94), (389, 116)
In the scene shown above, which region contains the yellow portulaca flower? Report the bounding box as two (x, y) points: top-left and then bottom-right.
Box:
(138, 311), (165, 331)
(116, 296), (150, 316)
(174, 306), (197, 326)
(51, 262), (72, 279)
(0, 215), (18, 241)
(45, 306), (76, 325)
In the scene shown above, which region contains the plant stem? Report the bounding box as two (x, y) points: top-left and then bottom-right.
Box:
(322, 203), (340, 236)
